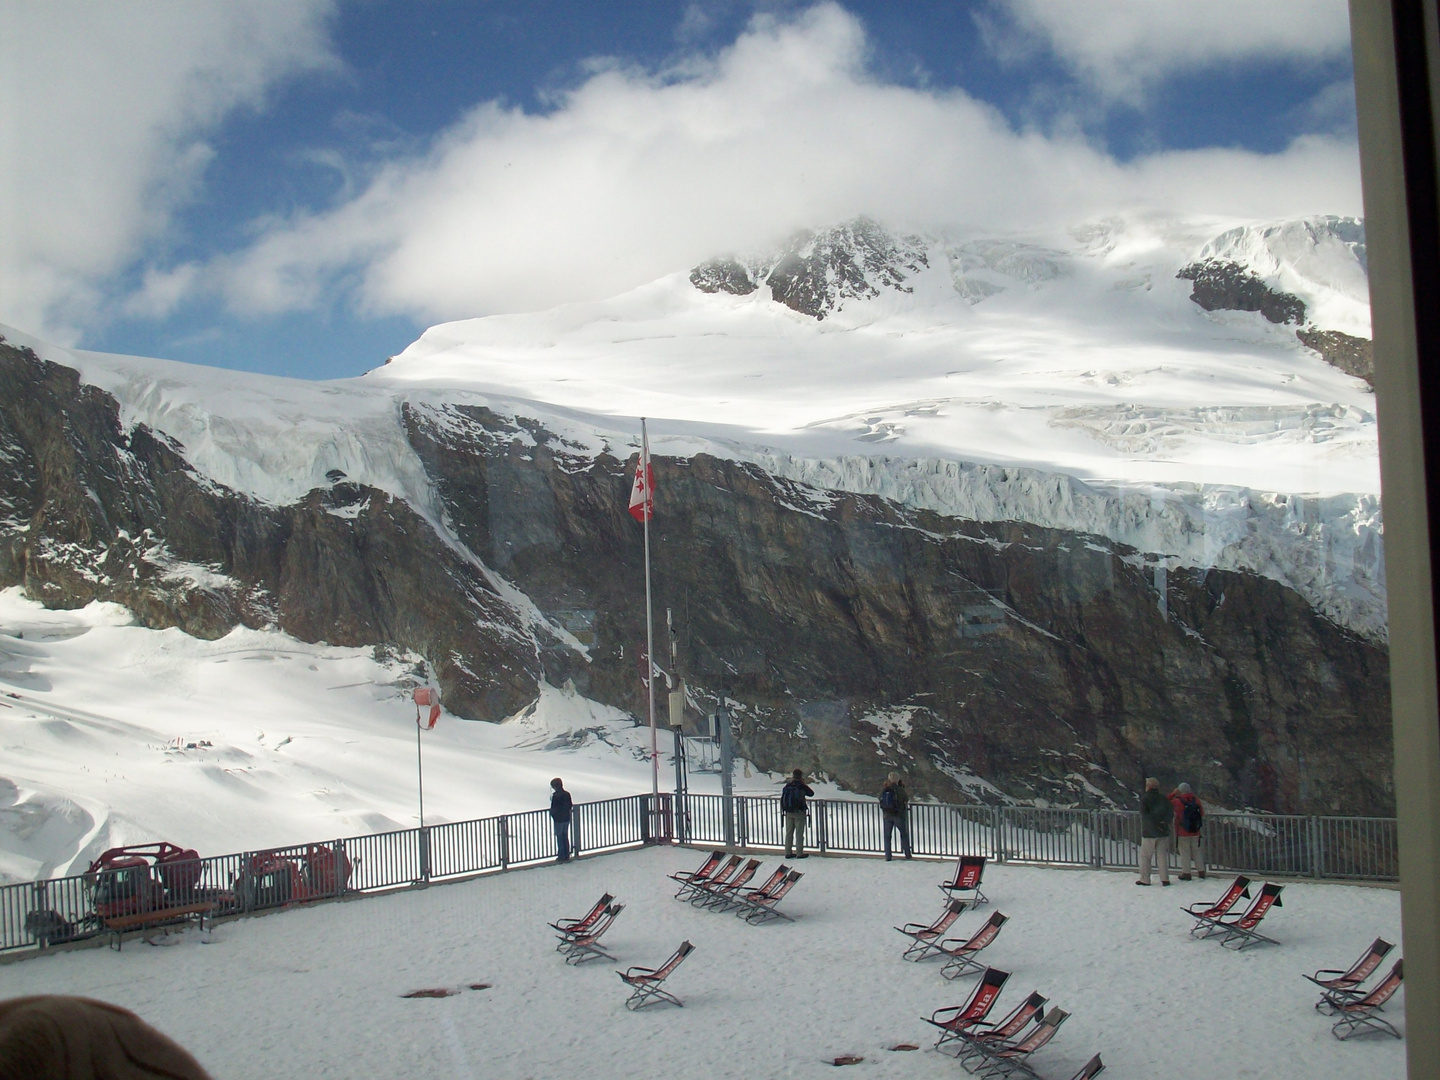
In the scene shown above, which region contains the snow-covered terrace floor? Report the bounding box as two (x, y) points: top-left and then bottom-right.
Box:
(0, 846), (1405, 1079)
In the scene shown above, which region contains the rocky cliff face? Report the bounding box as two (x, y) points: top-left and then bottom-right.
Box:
(0, 339), (1393, 815)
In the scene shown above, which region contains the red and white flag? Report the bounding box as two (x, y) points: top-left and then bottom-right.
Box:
(413, 686), (440, 730)
(628, 429), (654, 522)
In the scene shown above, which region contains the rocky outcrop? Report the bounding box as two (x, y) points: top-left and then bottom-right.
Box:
(1298, 328), (1375, 387)
(1177, 260), (1307, 325)
(689, 217), (929, 319)
(0, 339), (1394, 816)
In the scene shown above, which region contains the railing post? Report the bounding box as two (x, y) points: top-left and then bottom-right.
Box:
(335, 840), (348, 896)
(639, 795), (651, 845)
(418, 826), (431, 883)
(1090, 811), (1101, 868)
(738, 797), (750, 849)
(497, 816), (509, 870)
(993, 807), (1005, 863)
(1310, 816), (1323, 879)
(816, 800), (828, 855)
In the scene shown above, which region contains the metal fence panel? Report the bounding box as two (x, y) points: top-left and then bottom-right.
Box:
(1313, 816), (1399, 880)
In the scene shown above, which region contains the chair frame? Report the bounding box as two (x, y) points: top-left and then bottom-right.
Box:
(921, 967), (1010, 1054)
(675, 854), (741, 902)
(557, 903), (624, 965)
(968, 1006), (1069, 1079)
(1327, 959), (1404, 1041)
(940, 854), (990, 906)
(710, 864), (787, 913)
(1205, 883), (1284, 950)
(736, 869), (803, 924)
(951, 990), (1047, 1066)
(694, 858), (761, 909)
(668, 852), (724, 900)
(1305, 936), (1395, 1013)
(1183, 876), (1251, 938)
(617, 941), (695, 1010)
(897, 899), (968, 961)
(939, 910), (1009, 981)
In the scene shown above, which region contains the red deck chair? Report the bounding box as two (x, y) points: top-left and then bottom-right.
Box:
(736, 870), (803, 924)
(970, 1006), (1070, 1079)
(921, 966), (1010, 1053)
(557, 903), (623, 965)
(668, 851), (724, 900)
(1209, 882), (1284, 950)
(940, 854), (990, 906)
(897, 899), (968, 961)
(678, 854), (741, 903)
(617, 940), (695, 1010)
(1305, 936), (1395, 1012)
(950, 990), (1046, 1065)
(1184, 875), (1251, 937)
(549, 892), (615, 940)
(938, 910), (1009, 980)
(712, 864), (787, 913)
(1327, 959), (1403, 1040)
(696, 858), (761, 909)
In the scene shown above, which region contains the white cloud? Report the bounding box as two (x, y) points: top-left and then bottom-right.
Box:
(213, 4), (1362, 325)
(0, 0), (337, 340)
(988, 0), (1353, 100)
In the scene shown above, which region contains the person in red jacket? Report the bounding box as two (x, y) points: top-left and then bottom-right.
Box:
(1169, 782), (1205, 880)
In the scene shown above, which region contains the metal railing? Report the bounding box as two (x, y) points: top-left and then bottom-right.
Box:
(676, 795), (1399, 882)
(0, 793), (671, 956)
(0, 791), (1396, 958)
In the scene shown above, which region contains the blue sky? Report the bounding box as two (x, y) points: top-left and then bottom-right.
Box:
(0, 1), (1360, 379)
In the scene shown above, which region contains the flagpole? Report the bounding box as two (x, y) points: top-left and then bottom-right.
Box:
(642, 418), (658, 807)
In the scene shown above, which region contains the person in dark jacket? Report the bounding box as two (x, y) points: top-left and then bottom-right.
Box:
(1169, 782), (1205, 880)
(549, 777), (574, 863)
(881, 772), (913, 861)
(1136, 777), (1172, 886)
(781, 769), (814, 859)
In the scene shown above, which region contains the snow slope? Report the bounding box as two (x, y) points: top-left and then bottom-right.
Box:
(0, 846), (1403, 1080)
(0, 590), (804, 884)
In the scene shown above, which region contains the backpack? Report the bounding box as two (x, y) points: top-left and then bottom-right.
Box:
(880, 786), (898, 812)
(780, 783), (804, 813)
(1181, 799), (1203, 833)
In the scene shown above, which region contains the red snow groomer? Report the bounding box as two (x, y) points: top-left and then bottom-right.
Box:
(233, 844), (352, 911)
(86, 843), (204, 920)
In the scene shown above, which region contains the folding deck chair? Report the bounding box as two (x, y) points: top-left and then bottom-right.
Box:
(695, 858), (761, 909)
(1304, 936), (1395, 1011)
(1327, 959), (1404, 1040)
(938, 910), (1009, 980)
(549, 892), (615, 940)
(735, 869), (803, 924)
(710, 864), (787, 913)
(1204, 882), (1284, 950)
(949, 990), (1047, 1067)
(557, 903), (624, 965)
(1065, 1053), (1106, 1080)
(922, 966), (1010, 1054)
(617, 940), (695, 1010)
(1183, 875), (1251, 938)
(897, 898), (968, 961)
(668, 851), (724, 900)
(967, 1006), (1070, 1078)
(941, 854), (990, 906)
(676, 854), (741, 902)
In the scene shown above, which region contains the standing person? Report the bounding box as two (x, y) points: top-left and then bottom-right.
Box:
(780, 769), (814, 859)
(1169, 782), (1206, 880)
(1136, 777), (1172, 886)
(881, 772), (913, 861)
(550, 777), (574, 863)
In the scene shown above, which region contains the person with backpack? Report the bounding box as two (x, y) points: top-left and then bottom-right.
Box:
(549, 777), (574, 863)
(1136, 777), (1172, 886)
(780, 769), (814, 859)
(880, 772), (913, 861)
(1169, 782), (1205, 880)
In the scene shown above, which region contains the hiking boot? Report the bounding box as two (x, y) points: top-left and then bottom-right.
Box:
(1178, 874), (1192, 881)
(1134, 880), (1151, 886)
(1161, 880), (1172, 887)
(1198, 871), (1207, 879)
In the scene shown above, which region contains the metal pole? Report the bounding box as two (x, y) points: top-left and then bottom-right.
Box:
(643, 418), (658, 811)
(718, 703), (735, 848)
(415, 710), (425, 832)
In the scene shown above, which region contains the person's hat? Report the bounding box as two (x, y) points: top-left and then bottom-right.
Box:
(792, 768), (804, 779)
(1178, 782), (1193, 794)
